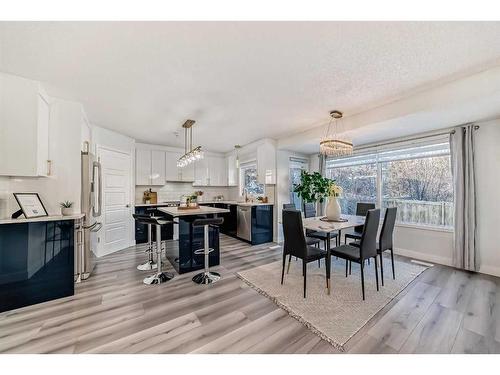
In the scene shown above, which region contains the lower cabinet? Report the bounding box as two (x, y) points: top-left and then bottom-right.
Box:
(134, 206), (173, 244)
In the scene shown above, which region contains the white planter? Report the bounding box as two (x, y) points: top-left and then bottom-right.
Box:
(61, 207), (73, 216)
(326, 196), (341, 221)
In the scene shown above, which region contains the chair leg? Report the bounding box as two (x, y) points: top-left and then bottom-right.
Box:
(303, 260), (307, 298)
(281, 253), (286, 285)
(379, 252), (384, 286)
(318, 259), (321, 268)
(349, 261), (352, 275)
(360, 261), (365, 301)
(287, 254), (292, 274)
(374, 256), (379, 291)
(390, 249), (395, 279)
(345, 259), (348, 277)
(367, 258), (371, 265)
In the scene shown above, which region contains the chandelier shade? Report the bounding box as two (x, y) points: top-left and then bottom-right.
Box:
(320, 110), (353, 157)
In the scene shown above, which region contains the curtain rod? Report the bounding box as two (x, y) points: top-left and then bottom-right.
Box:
(353, 124), (480, 152)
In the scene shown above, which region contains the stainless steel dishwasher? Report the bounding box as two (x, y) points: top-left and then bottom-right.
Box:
(237, 205), (252, 241)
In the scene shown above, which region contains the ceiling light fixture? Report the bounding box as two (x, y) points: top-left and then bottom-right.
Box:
(234, 145), (241, 168)
(319, 110), (353, 157)
(177, 119), (204, 168)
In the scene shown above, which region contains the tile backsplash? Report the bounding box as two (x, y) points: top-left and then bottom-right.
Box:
(136, 183), (231, 203)
(135, 183), (275, 204)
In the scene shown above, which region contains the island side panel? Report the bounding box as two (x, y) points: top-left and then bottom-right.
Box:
(166, 215), (220, 274)
(0, 220), (75, 313)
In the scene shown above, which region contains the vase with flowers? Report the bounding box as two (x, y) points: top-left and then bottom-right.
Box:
(326, 181), (343, 220)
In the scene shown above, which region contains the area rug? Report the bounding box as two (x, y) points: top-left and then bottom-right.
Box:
(237, 255), (427, 351)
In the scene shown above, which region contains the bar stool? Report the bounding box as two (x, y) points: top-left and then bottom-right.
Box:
(192, 217), (224, 285)
(132, 213), (158, 271)
(137, 216), (175, 285)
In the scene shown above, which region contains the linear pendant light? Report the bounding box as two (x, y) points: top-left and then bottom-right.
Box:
(177, 119), (204, 168)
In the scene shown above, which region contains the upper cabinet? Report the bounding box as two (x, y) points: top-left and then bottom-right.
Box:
(0, 73), (51, 177)
(165, 151), (194, 182)
(257, 141), (276, 185)
(226, 154), (238, 186)
(193, 155), (227, 186)
(135, 148), (165, 186)
(151, 150), (166, 185)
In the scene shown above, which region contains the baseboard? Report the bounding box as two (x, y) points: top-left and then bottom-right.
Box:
(394, 247), (453, 267)
(478, 265), (500, 278)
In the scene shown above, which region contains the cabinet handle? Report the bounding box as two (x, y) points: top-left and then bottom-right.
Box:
(47, 160), (52, 176)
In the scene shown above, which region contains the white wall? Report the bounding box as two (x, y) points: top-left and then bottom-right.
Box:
(475, 119), (500, 277)
(0, 98), (85, 217)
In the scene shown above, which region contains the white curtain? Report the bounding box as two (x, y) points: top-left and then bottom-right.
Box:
(318, 154), (326, 216)
(450, 125), (478, 271)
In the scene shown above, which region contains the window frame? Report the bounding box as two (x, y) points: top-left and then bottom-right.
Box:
(326, 140), (454, 232)
(239, 161), (264, 197)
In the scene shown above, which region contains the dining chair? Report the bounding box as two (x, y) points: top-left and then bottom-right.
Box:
(344, 202), (376, 243)
(283, 203), (321, 261)
(302, 202), (339, 249)
(281, 209), (327, 298)
(348, 207), (397, 286)
(330, 209), (381, 300)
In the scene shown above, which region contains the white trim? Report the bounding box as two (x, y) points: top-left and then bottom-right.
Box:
(395, 222), (454, 233)
(478, 265), (500, 278)
(394, 247), (453, 267)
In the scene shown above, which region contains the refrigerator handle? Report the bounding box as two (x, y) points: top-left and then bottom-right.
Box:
(92, 160), (102, 217)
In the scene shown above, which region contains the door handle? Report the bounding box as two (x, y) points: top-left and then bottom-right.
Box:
(126, 204), (130, 208)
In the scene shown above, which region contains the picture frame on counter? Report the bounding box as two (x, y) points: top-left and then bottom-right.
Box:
(13, 193), (49, 219)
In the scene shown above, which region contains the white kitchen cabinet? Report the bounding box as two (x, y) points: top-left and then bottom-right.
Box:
(194, 155), (227, 186)
(226, 154), (238, 186)
(165, 151), (180, 181)
(135, 148), (152, 185)
(165, 151), (195, 182)
(136, 148), (167, 186)
(209, 156), (227, 186)
(193, 157), (209, 186)
(150, 150), (166, 186)
(257, 141), (276, 184)
(0, 73), (51, 177)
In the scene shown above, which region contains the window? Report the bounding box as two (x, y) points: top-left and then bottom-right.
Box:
(289, 158), (308, 210)
(240, 162), (264, 197)
(326, 140), (454, 229)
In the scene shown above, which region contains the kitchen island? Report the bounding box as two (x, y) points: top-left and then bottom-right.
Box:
(157, 206), (229, 274)
(0, 214), (84, 313)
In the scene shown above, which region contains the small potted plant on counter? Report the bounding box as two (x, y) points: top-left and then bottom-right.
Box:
(60, 201), (74, 216)
(194, 190), (204, 202)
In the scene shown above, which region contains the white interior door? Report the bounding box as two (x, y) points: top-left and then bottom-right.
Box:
(98, 147), (132, 256)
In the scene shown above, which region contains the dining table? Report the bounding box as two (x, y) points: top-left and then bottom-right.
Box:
(302, 214), (366, 294)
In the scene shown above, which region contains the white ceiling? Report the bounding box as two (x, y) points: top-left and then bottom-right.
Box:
(1, 21), (500, 153)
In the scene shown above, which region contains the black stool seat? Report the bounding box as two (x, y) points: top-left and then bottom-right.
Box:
(133, 214), (172, 226)
(192, 217), (224, 227)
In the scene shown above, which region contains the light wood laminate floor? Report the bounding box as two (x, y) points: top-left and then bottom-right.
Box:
(1, 235), (499, 354)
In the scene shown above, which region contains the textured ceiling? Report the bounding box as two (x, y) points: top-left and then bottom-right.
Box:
(1, 21), (500, 152)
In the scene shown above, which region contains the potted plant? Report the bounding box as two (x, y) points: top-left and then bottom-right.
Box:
(293, 170), (342, 220)
(60, 201), (73, 216)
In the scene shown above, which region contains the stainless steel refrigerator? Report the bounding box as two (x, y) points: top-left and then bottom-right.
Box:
(76, 142), (102, 282)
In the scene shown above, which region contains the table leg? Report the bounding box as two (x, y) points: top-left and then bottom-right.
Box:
(326, 233), (331, 295)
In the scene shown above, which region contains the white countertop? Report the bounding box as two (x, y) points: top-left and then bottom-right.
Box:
(135, 202), (179, 207)
(199, 201), (274, 207)
(157, 206), (230, 217)
(0, 213), (85, 225)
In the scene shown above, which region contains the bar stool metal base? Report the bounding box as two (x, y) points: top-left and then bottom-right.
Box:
(137, 260), (157, 271)
(192, 271), (221, 285)
(143, 271), (174, 285)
